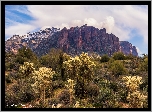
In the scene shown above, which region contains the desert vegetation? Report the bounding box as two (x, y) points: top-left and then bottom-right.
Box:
(5, 47), (148, 108)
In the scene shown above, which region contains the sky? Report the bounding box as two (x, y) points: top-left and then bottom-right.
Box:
(5, 5), (148, 56)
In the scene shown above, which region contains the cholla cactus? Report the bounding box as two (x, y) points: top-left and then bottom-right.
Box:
(32, 67), (55, 83)
(19, 62), (35, 77)
(63, 56), (81, 71)
(65, 78), (76, 105)
(63, 52), (96, 99)
(79, 52), (96, 69)
(51, 103), (62, 108)
(73, 100), (95, 108)
(122, 76), (143, 91)
(127, 91), (147, 108)
(74, 101), (80, 108)
(31, 67), (55, 107)
(63, 52), (96, 81)
(65, 78), (75, 95)
(122, 75), (147, 108)
(63, 53), (71, 61)
(65, 79), (75, 90)
(31, 67), (55, 93)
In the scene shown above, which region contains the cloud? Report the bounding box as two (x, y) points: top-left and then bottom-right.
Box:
(101, 16), (115, 33)
(5, 23), (37, 37)
(70, 20), (82, 27)
(84, 18), (98, 26)
(112, 25), (131, 40)
(112, 5), (148, 44)
(40, 26), (51, 30)
(136, 47), (143, 56)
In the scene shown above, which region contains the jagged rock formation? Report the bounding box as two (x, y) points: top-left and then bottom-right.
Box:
(34, 25), (120, 56)
(5, 25), (138, 57)
(119, 41), (138, 56)
(5, 27), (60, 54)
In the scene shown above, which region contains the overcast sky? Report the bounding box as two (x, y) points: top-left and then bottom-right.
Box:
(5, 5), (148, 56)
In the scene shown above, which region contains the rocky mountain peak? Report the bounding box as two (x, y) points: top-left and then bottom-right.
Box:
(5, 25), (138, 57)
(119, 41), (138, 56)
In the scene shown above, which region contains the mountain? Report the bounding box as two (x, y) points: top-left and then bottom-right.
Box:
(119, 41), (138, 56)
(5, 25), (138, 57)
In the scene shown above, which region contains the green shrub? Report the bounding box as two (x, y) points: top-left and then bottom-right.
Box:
(125, 54), (134, 60)
(52, 73), (60, 81)
(52, 80), (65, 90)
(112, 52), (125, 60)
(58, 90), (70, 105)
(40, 48), (64, 72)
(5, 62), (16, 71)
(109, 81), (118, 92)
(139, 76), (148, 92)
(19, 92), (35, 103)
(74, 80), (86, 99)
(108, 58), (115, 64)
(85, 82), (99, 98)
(5, 93), (19, 108)
(5, 75), (13, 84)
(96, 86), (116, 108)
(13, 81), (36, 104)
(100, 54), (110, 63)
(109, 60), (128, 77)
(140, 57), (148, 72)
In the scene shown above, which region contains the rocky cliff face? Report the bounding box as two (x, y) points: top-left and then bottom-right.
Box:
(5, 25), (138, 57)
(119, 41), (138, 56)
(5, 27), (59, 54)
(34, 25), (120, 56)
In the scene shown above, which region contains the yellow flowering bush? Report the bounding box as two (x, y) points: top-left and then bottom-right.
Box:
(63, 53), (71, 61)
(19, 62), (35, 77)
(65, 79), (75, 91)
(63, 52), (96, 99)
(31, 67), (55, 93)
(122, 75), (147, 108)
(127, 91), (147, 108)
(74, 101), (80, 108)
(64, 78), (76, 105)
(122, 76), (143, 91)
(63, 52), (96, 81)
(73, 99), (95, 108)
(31, 67), (55, 107)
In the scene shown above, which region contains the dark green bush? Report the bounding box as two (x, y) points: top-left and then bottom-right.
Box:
(95, 86), (116, 108)
(52, 80), (65, 90)
(5, 75), (13, 84)
(140, 57), (148, 72)
(112, 52), (125, 60)
(109, 60), (128, 77)
(109, 82), (118, 92)
(40, 48), (64, 72)
(75, 80), (86, 99)
(85, 82), (99, 97)
(100, 54), (110, 63)
(20, 92), (35, 103)
(139, 76), (148, 92)
(125, 54), (134, 60)
(58, 90), (70, 105)
(5, 62), (16, 71)
(5, 92), (20, 108)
